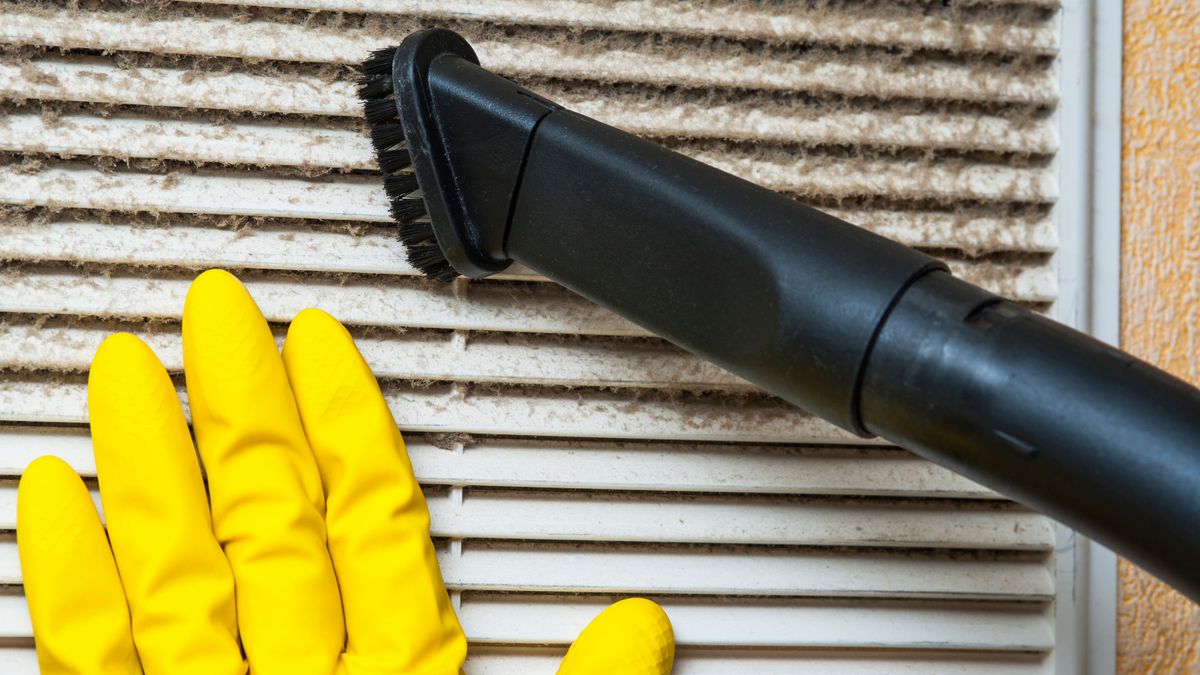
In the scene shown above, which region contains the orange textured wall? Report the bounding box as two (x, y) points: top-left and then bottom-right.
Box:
(1119, 0), (1200, 670)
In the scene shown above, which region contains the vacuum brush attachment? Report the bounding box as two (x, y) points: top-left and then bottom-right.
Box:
(358, 30), (555, 281)
(360, 28), (1200, 601)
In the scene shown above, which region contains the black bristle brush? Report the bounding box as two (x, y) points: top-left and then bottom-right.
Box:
(358, 28), (1200, 600)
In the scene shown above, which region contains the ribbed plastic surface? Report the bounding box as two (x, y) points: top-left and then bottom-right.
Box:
(0, 0), (1060, 671)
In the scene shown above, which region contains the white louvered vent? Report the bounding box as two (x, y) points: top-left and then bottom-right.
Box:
(0, 0), (1066, 671)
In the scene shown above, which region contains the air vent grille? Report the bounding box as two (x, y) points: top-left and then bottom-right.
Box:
(0, 0), (1060, 671)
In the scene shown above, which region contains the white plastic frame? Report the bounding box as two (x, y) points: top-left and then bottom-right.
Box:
(1053, 0), (1122, 672)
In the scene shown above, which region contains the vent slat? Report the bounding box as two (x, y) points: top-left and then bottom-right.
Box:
(0, 227), (1055, 308)
(0, 219), (441, 277)
(0, 485), (1053, 549)
(0, 164), (388, 221)
(0, 267), (646, 336)
(1, 112), (372, 170)
(1, 100), (1060, 165)
(0, 537), (1051, 598)
(0, 58), (351, 117)
(0, 203), (1057, 265)
(0, 427), (996, 498)
(0, 594), (1052, 650)
(0, 217), (1056, 277)
(561, 92), (1059, 155)
(0, 7), (1058, 104)
(694, 151), (1055, 204)
(437, 545), (1053, 599)
(459, 596), (1055, 650)
(0, 378), (865, 444)
(1, 151), (1056, 208)
(430, 494), (1053, 550)
(0, 647), (1054, 674)
(0, 266), (1052, 339)
(0, 320), (750, 391)
(176, 0), (1060, 54)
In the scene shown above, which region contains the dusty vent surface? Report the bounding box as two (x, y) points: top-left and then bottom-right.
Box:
(0, 0), (1061, 672)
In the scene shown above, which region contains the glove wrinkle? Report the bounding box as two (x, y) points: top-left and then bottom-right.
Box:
(283, 308), (467, 673)
(89, 332), (244, 675)
(184, 270), (344, 675)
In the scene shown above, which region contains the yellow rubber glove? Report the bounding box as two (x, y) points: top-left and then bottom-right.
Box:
(17, 268), (675, 675)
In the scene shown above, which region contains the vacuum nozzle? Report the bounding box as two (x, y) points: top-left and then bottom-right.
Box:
(357, 29), (557, 280)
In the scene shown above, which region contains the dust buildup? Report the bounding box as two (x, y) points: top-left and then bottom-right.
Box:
(424, 432), (476, 451)
(19, 62), (61, 87)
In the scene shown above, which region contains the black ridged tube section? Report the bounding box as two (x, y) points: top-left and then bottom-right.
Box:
(860, 270), (1200, 600)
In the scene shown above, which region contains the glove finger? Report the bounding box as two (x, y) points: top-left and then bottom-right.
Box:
(557, 598), (674, 675)
(17, 456), (143, 675)
(88, 333), (244, 675)
(182, 270), (344, 674)
(282, 308), (466, 674)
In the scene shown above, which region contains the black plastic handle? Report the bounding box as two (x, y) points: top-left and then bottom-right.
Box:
(507, 109), (942, 432)
(862, 271), (1200, 599)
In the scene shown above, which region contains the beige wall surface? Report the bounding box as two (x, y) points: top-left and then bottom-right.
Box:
(1120, 0), (1200, 670)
